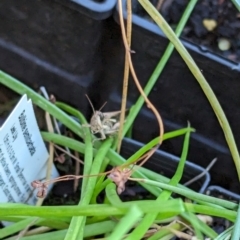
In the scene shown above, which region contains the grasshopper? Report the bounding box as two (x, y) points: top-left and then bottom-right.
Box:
(83, 95), (122, 141)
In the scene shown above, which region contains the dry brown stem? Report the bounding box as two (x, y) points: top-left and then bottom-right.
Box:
(116, 0), (132, 153)
(117, 0), (164, 163)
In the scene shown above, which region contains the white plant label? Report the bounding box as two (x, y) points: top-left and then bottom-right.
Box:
(0, 94), (59, 205)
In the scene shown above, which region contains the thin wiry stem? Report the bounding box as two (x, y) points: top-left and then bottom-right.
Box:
(184, 158), (217, 187)
(116, 0), (132, 153)
(54, 144), (84, 164)
(117, 0), (164, 162)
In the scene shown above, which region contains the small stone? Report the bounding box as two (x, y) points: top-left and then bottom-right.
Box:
(218, 38), (231, 51)
(203, 19), (217, 31)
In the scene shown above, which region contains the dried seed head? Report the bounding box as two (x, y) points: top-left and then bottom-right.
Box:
(117, 182), (126, 195)
(108, 168), (122, 185)
(37, 186), (48, 198)
(108, 167), (132, 194)
(31, 181), (49, 198)
(31, 180), (43, 189)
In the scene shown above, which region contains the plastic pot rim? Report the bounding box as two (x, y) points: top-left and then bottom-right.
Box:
(114, 0), (240, 71)
(207, 185), (240, 201)
(56, 0), (117, 20)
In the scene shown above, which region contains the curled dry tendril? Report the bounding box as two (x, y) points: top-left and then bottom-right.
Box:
(31, 164), (137, 198)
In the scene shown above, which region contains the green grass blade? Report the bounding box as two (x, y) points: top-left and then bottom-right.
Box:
(0, 217), (40, 238)
(232, 0), (240, 11)
(123, 127), (194, 166)
(41, 131), (162, 197)
(108, 205), (143, 240)
(138, 0), (240, 179)
(64, 139), (113, 240)
(231, 202), (240, 240)
(137, 179), (237, 210)
(0, 71), (83, 138)
(184, 202), (236, 222)
(122, 0), (198, 138)
(182, 212), (204, 240)
(127, 125), (191, 239)
(54, 102), (93, 197)
(16, 221), (117, 240)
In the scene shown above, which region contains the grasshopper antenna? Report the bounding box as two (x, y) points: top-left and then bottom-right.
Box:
(85, 94), (96, 114)
(85, 94), (107, 113)
(98, 101), (107, 111)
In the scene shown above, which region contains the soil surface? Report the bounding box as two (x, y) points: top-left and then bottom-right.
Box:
(136, 0), (240, 63)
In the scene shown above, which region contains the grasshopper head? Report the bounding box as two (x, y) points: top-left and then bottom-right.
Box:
(90, 111), (104, 133)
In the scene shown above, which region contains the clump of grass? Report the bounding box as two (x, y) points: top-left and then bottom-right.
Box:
(0, 0), (239, 239)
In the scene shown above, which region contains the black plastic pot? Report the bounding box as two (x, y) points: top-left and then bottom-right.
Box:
(96, 0), (240, 193)
(0, 0), (116, 116)
(206, 185), (240, 202)
(121, 138), (210, 193)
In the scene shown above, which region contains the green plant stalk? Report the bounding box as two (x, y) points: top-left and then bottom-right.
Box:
(15, 221), (117, 240)
(0, 217), (39, 239)
(0, 200), (185, 218)
(122, 0), (198, 138)
(182, 212), (204, 240)
(109, 205), (142, 239)
(148, 222), (183, 240)
(0, 71), (83, 138)
(91, 178), (111, 204)
(64, 139), (113, 240)
(108, 204), (143, 239)
(105, 183), (125, 206)
(7, 230), (68, 240)
(41, 128), (193, 198)
(55, 101), (193, 167)
(122, 128), (194, 167)
(152, 204), (235, 239)
(45, 102), (93, 239)
(181, 211), (218, 239)
(231, 0), (240, 11)
(41, 128), (198, 198)
(138, 0), (240, 179)
(106, 186), (192, 240)
(182, 212), (217, 238)
(42, 133), (238, 218)
(52, 102), (94, 240)
(0, 203), (124, 217)
(182, 211), (218, 239)
(133, 178), (237, 210)
(41, 132), (238, 210)
(127, 125), (191, 239)
(0, 217), (68, 238)
(0, 71), (197, 204)
(0, 216), (69, 227)
(105, 184), (185, 219)
(41, 130), (160, 196)
(158, 202), (237, 227)
(105, 185), (218, 239)
(0, 70), (198, 194)
(54, 102), (93, 195)
(231, 201), (240, 240)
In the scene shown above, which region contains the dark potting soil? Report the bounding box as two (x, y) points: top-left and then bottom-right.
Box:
(135, 0), (240, 63)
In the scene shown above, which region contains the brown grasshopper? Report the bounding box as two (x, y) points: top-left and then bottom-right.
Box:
(83, 95), (122, 141)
